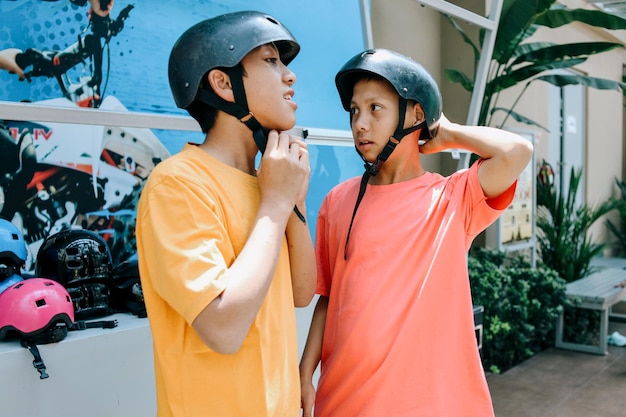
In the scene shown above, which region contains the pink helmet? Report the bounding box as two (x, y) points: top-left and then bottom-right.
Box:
(0, 278), (75, 344)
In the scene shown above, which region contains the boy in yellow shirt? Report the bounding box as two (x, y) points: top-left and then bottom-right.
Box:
(137, 11), (316, 416)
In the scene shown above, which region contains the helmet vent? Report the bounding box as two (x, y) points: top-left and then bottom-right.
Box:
(35, 298), (46, 307)
(265, 16), (279, 25)
(11, 233), (18, 241)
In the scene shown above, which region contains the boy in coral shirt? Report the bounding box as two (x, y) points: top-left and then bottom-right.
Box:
(299, 48), (533, 417)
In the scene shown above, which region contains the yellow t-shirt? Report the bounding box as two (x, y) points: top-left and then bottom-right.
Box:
(137, 143), (299, 417)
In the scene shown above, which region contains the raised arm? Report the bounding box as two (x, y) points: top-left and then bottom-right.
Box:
(421, 114), (533, 198)
(192, 131), (310, 354)
(286, 205), (316, 307)
(286, 134), (316, 307)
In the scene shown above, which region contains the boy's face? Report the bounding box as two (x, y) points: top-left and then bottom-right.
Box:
(349, 78), (400, 163)
(241, 44), (297, 132)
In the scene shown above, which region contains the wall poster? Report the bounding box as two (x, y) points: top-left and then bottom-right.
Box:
(0, 0), (365, 272)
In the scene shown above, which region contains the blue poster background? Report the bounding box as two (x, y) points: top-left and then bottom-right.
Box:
(0, 0), (364, 152)
(0, 0), (366, 269)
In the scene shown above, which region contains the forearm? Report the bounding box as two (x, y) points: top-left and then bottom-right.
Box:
(193, 204), (291, 354)
(439, 122), (529, 159)
(300, 296), (328, 380)
(438, 121), (533, 198)
(287, 203), (316, 307)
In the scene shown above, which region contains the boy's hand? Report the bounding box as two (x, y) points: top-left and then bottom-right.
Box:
(300, 379), (316, 417)
(418, 113), (450, 155)
(257, 130), (310, 216)
(287, 134), (310, 207)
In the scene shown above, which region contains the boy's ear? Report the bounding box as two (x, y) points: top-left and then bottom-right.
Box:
(412, 102), (425, 125)
(207, 69), (234, 103)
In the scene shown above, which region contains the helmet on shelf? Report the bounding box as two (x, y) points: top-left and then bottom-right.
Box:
(36, 229), (114, 319)
(0, 218), (27, 266)
(0, 218), (28, 293)
(111, 253), (145, 317)
(0, 278), (74, 344)
(0, 274), (23, 295)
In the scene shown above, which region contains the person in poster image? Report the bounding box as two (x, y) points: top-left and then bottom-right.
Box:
(0, 0), (115, 80)
(135, 11), (316, 417)
(299, 49), (533, 417)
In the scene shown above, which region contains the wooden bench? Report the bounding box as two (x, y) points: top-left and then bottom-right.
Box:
(555, 268), (626, 355)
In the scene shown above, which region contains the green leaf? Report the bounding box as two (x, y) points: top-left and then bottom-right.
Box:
(490, 58), (586, 92)
(490, 107), (550, 131)
(494, 0), (557, 64)
(535, 8), (626, 30)
(536, 74), (626, 91)
(494, 0), (544, 64)
(444, 68), (474, 92)
(512, 42), (623, 66)
(444, 15), (480, 66)
(510, 41), (556, 63)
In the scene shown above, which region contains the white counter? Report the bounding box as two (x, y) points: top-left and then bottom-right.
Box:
(0, 313), (156, 417)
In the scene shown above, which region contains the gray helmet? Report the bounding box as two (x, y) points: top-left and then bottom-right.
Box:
(169, 10), (300, 110)
(335, 48), (442, 136)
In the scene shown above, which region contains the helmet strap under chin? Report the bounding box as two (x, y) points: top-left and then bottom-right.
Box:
(194, 63), (269, 154)
(345, 97), (424, 259)
(194, 68), (306, 223)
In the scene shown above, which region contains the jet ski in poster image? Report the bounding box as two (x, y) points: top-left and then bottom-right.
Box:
(0, 3), (170, 271)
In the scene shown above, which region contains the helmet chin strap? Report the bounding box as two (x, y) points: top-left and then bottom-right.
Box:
(344, 97), (425, 260)
(194, 63), (269, 153)
(194, 65), (306, 224)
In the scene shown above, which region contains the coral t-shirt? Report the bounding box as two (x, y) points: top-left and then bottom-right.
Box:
(314, 161), (515, 416)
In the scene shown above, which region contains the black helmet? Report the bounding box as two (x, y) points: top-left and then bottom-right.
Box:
(335, 48), (442, 139)
(335, 49), (443, 260)
(35, 229), (114, 319)
(168, 11), (299, 154)
(169, 10), (300, 109)
(111, 253), (145, 318)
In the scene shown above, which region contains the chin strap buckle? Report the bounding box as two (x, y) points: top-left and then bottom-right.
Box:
(20, 339), (49, 379)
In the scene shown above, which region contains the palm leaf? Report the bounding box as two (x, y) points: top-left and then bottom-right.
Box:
(444, 15), (480, 66)
(490, 58), (586, 92)
(535, 7), (626, 30)
(444, 68), (474, 92)
(536, 74), (626, 91)
(494, 0), (547, 64)
(510, 41), (556, 63)
(511, 42), (623, 66)
(490, 107), (550, 131)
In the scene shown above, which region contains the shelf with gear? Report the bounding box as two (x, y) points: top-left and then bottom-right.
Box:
(0, 313), (155, 415)
(0, 220), (155, 416)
